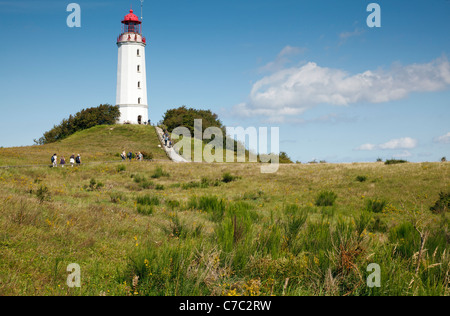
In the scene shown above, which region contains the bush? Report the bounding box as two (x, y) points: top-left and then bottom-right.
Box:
(151, 166), (170, 179)
(189, 195), (226, 222)
(430, 192), (450, 214)
(161, 106), (225, 136)
(140, 151), (154, 160)
(389, 222), (421, 258)
(137, 204), (154, 216)
(355, 175), (367, 182)
(132, 174), (154, 189)
(117, 164), (126, 173)
(385, 159), (407, 165)
(85, 178), (103, 191)
(315, 190), (338, 207)
(136, 195), (160, 206)
(34, 104), (120, 145)
(365, 198), (387, 213)
(36, 185), (51, 203)
(222, 172), (239, 183)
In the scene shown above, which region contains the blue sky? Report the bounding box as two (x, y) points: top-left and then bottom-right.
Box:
(0, 0), (449, 163)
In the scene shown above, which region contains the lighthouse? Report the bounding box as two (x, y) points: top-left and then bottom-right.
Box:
(116, 8), (148, 125)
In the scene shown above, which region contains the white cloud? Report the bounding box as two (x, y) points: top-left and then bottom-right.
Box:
(378, 137), (418, 150)
(258, 45), (305, 73)
(356, 143), (377, 151)
(235, 56), (450, 120)
(434, 132), (450, 144)
(339, 28), (365, 40)
(356, 137), (418, 151)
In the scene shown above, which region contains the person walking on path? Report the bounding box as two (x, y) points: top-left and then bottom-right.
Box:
(70, 154), (75, 167)
(127, 151), (132, 162)
(121, 151), (126, 161)
(60, 156), (66, 168)
(75, 154), (81, 166)
(52, 154), (57, 168)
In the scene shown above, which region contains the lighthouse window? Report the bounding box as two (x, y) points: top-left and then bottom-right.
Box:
(137, 49), (140, 56)
(138, 98), (141, 104)
(137, 65), (140, 72)
(138, 81), (141, 88)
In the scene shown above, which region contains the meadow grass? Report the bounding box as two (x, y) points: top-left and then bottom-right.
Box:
(0, 155), (448, 296)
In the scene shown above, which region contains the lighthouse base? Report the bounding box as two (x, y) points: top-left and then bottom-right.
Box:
(117, 104), (149, 125)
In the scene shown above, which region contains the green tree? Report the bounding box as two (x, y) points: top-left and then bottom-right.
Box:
(35, 104), (120, 145)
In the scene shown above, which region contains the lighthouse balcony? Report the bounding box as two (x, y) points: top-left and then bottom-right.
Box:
(117, 33), (146, 44)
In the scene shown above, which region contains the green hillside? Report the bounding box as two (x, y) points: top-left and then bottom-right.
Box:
(0, 125), (169, 166)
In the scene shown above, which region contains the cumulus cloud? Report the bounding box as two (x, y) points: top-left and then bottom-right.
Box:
(235, 55), (450, 121)
(356, 137), (418, 151)
(434, 132), (450, 144)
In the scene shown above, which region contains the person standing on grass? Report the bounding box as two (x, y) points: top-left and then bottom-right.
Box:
(60, 156), (66, 168)
(127, 151), (132, 162)
(121, 151), (126, 161)
(52, 154), (57, 168)
(70, 154), (75, 167)
(76, 154), (81, 166)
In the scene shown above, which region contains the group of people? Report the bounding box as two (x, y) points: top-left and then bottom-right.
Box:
(51, 154), (81, 168)
(121, 151), (144, 162)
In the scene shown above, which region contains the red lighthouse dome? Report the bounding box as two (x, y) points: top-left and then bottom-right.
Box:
(122, 9), (141, 24)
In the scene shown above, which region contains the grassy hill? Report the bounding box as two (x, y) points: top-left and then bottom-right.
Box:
(0, 125), (169, 166)
(0, 154), (448, 295)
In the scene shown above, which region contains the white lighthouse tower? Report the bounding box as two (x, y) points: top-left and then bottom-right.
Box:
(116, 8), (149, 125)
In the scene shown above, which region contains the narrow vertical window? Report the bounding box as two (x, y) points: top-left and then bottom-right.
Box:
(137, 49), (140, 56)
(138, 81), (141, 88)
(137, 65), (140, 72)
(138, 98), (141, 104)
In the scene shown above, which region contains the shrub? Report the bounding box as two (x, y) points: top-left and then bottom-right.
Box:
(189, 195), (226, 222)
(315, 190), (338, 207)
(140, 151), (154, 160)
(36, 185), (51, 203)
(132, 174), (154, 189)
(151, 166), (170, 179)
(137, 204), (154, 216)
(222, 172), (239, 183)
(117, 164), (126, 173)
(365, 198), (387, 213)
(34, 104), (120, 145)
(85, 178), (103, 191)
(385, 159), (407, 165)
(166, 199), (181, 210)
(389, 222), (421, 258)
(430, 192), (450, 214)
(355, 175), (367, 182)
(283, 205), (308, 249)
(136, 195), (160, 206)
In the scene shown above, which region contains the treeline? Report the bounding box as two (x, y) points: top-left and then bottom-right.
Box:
(35, 104), (120, 145)
(160, 106), (225, 136)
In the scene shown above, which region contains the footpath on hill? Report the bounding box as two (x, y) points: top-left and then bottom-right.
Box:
(155, 126), (189, 163)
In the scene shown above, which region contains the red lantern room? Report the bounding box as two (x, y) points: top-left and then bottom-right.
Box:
(121, 9), (142, 34)
(117, 8), (146, 44)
